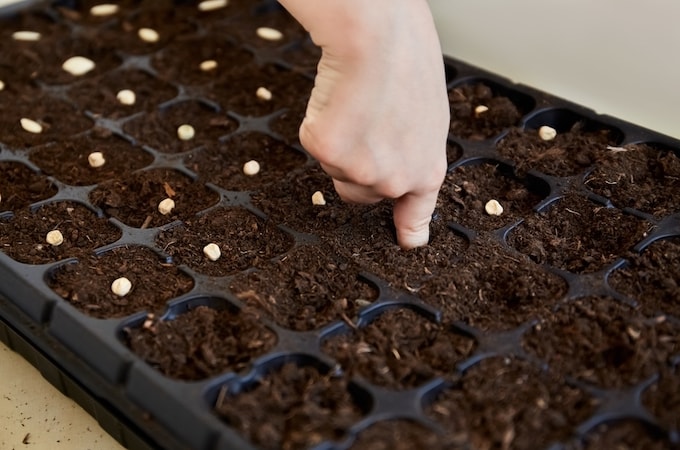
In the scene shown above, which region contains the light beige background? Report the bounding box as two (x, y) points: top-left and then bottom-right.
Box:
(0, 0), (678, 449)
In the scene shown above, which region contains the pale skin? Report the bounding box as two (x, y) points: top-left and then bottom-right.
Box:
(277, 0), (450, 249)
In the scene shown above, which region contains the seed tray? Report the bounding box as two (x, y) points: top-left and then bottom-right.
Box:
(1, 1), (679, 449)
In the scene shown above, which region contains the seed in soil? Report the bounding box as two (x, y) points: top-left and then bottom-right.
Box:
(203, 243), (221, 261)
(474, 104), (489, 117)
(138, 28), (160, 43)
(198, 0), (228, 11)
(242, 160), (260, 176)
(11, 31), (41, 41)
(90, 4), (119, 16)
(538, 125), (557, 141)
(176, 124), (195, 141)
(116, 89), (136, 105)
(256, 27), (283, 41)
(199, 60), (218, 71)
(312, 191), (326, 206)
(20, 118), (43, 134)
(87, 152), (106, 168)
(485, 199), (503, 216)
(256, 87), (272, 101)
(111, 277), (132, 297)
(61, 56), (96, 76)
(45, 230), (64, 246)
(0, 80), (4, 90)
(158, 198), (175, 215)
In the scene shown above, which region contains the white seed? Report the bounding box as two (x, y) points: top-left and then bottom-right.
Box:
(138, 28), (160, 43)
(90, 4), (119, 16)
(256, 27), (283, 41)
(243, 160), (260, 176)
(116, 89), (136, 105)
(198, 0), (228, 11)
(0, 80), (4, 91)
(177, 124), (195, 141)
(538, 125), (557, 141)
(203, 243), (221, 261)
(158, 198), (175, 215)
(312, 191), (326, 206)
(256, 86), (272, 101)
(88, 151), (106, 168)
(474, 105), (489, 117)
(12, 31), (41, 41)
(199, 59), (218, 71)
(485, 199), (504, 216)
(46, 230), (64, 246)
(20, 118), (43, 134)
(111, 277), (132, 297)
(62, 56), (96, 76)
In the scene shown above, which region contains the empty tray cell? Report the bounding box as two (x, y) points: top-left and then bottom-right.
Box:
(497, 108), (623, 177)
(185, 132), (308, 191)
(47, 245), (194, 319)
(155, 207), (294, 277)
(0, 161), (57, 212)
(0, 201), (120, 264)
(448, 79), (534, 141)
(584, 143), (680, 217)
(67, 69), (178, 118)
(642, 365), (680, 437)
(229, 242), (377, 332)
(608, 237), (680, 319)
(563, 421), (673, 450)
(437, 161), (548, 233)
(506, 193), (649, 274)
(124, 303), (276, 381)
(446, 140), (464, 166)
(425, 358), (595, 450)
(417, 239), (568, 328)
(123, 100), (237, 153)
(213, 362), (367, 450)
(269, 103), (307, 144)
(89, 168), (220, 228)
(29, 132), (153, 186)
(350, 420), (464, 450)
(322, 307), (475, 390)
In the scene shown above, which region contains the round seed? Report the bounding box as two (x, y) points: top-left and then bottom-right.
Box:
(538, 125), (557, 141)
(88, 151), (106, 168)
(203, 243), (221, 261)
(12, 31), (41, 41)
(116, 89), (136, 105)
(177, 124), (195, 141)
(256, 86), (272, 101)
(256, 27), (283, 41)
(90, 4), (119, 16)
(111, 277), (132, 297)
(243, 160), (260, 176)
(474, 105), (489, 117)
(62, 56), (96, 76)
(158, 198), (175, 215)
(485, 199), (504, 216)
(199, 59), (218, 71)
(312, 191), (326, 206)
(20, 118), (43, 134)
(138, 28), (160, 43)
(46, 230), (64, 246)
(198, 0), (228, 11)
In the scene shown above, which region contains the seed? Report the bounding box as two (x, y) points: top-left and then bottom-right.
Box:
(538, 125), (557, 141)
(111, 277), (132, 297)
(116, 89), (136, 105)
(177, 124), (195, 141)
(199, 59), (218, 71)
(256, 27), (283, 41)
(90, 4), (119, 16)
(62, 56), (96, 76)
(0, 80), (4, 91)
(46, 230), (64, 246)
(243, 160), (260, 176)
(88, 151), (106, 168)
(20, 118), (43, 134)
(474, 105), (489, 117)
(485, 199), (503, 216)
(12, 31), (41, 41)
(256, 86), (272, 101)
(138, 28), (160, 43)
(312, 191), (326, 206)
(158, 198), (175, 215)
(203, 243), (221, 261)
(198, 0), (228, 11)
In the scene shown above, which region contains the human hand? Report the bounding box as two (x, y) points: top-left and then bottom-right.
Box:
(278, 0), (450, 248)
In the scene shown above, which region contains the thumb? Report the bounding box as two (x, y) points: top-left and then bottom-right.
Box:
(393, 189), (439, 249)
